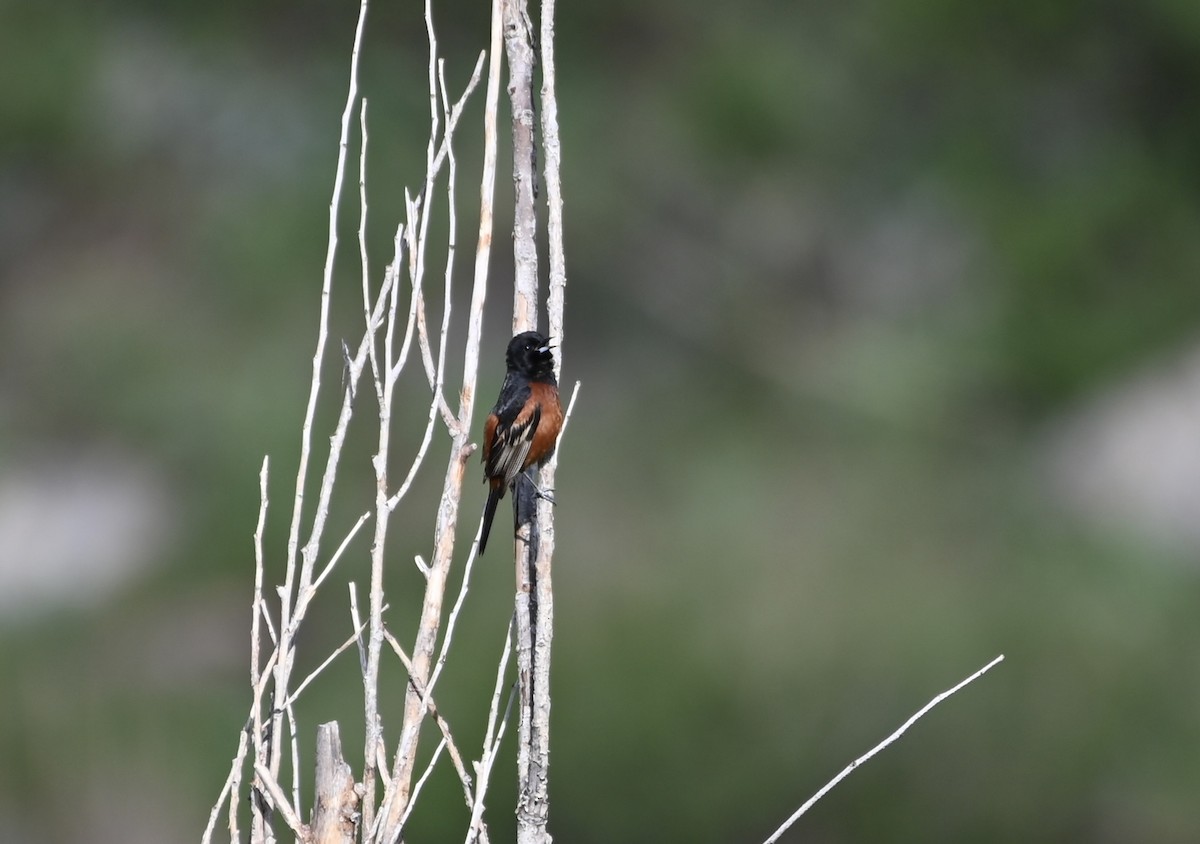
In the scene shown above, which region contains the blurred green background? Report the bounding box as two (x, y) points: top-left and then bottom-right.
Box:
(4, 0), (1200, 841)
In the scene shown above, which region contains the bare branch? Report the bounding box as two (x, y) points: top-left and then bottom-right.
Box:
(211, 1), (545, 841)
(762, 655), (1007, 844)
(350, 583), (368, 675)
(502, 0), (539, 333)
(423, 536), (483, 714)
(385, 55), (487, 513)
(540, 0), (567, 368)
(466, 616), (517, 842)
(374, 2), (497, 839)
(202, 456), (272, 844)
(280, 0), (368, 620)
(384, 630), (477, 809)
(358, 97), (378, 402)
(254, 760), (307, 840)
(360, 90), (396, 833)
(260, 7), (372, 839)
(283, 616), (373, 711)
(463, 0), (503, 422)
(288, 703), (303, 815)
(312, 510), (372, 593)
(202, 721), (249, 844)
(399, 737), (449, 833)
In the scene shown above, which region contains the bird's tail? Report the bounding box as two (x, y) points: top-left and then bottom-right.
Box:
(478, 483), (503, 555)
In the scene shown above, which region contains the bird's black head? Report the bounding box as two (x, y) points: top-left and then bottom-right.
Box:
(505, 331), (556, 381)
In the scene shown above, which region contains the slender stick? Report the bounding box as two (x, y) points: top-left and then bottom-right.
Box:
(214, 457), (270, 842)
(312, 510), (372, 593)
(536, 23), (569, 752)
(466, 616), (517, 842)
(260, 5), (371, 838)
(762, 654), (1006, 844)
(361, 76), (396, 836)
(253, 761), (306, 839)
(202, 721), (249, 844)
(466, 0), (502, 387)
(384, 630), (477, 808)
(502, 0), (540, 334)
(540, 0), (567, 368)
(374, 4), (495, 839)
(283, 617), (373, 711)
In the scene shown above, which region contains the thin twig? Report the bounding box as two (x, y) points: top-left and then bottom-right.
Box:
(541, 0), (567, 370)
(386, 51), (486, 440)
(201, 721), (249, 844)
(313, 510), (372, 593)
(399, 737), (448, 832)
(381, 72), (489, 502)
(278, 0), (368, 652)
(377, 533), (486, 821)
(434, 58), (462, 433)
(287, 702), (302, 814)
(762, 654), (1006, 844)
(362, 114), (399, 843)
(282, 615), (374, 710)
(502, 0), (539, 332)
(253, 761), (307, 840)
(376, 6), (495, 837)
(464, 0), (501, 404)
(359, 97), (382, 404)
(205, 457), (272, 844)
(258, 597), (279, 647)
(368, 15), (444, 836)
(350, 583), (368, 675)
(465, 616), (517, 842)
(557, 382), (581, 446)
(265, 5), (372, 824)
(384, 630), (477, 808)
(421, 537), (483, 718)
(469, 682), (518, 844)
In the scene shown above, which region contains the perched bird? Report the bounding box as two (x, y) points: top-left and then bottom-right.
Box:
(479, 331), (564, 554)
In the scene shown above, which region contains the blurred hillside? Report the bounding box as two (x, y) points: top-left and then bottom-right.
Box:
(3, 1), (1200, 842)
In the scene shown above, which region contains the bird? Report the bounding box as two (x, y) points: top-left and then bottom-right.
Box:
(478, 331), (564, 555)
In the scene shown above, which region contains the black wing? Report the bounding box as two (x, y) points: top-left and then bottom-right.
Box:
(485, 376), (541, 487)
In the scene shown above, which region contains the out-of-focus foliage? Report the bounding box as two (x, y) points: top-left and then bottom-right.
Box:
(2, 0), (1200, 842)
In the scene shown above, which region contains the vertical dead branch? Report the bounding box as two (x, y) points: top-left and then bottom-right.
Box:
(540, 0), (567, 356)
(357, 92), (386, 838)
(502, 0), (540, 334)
(467, 0), (504, 382)
(501, 0), (560, 840)
(252, 2), (371, 838)
(527, 1), (568, 841)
